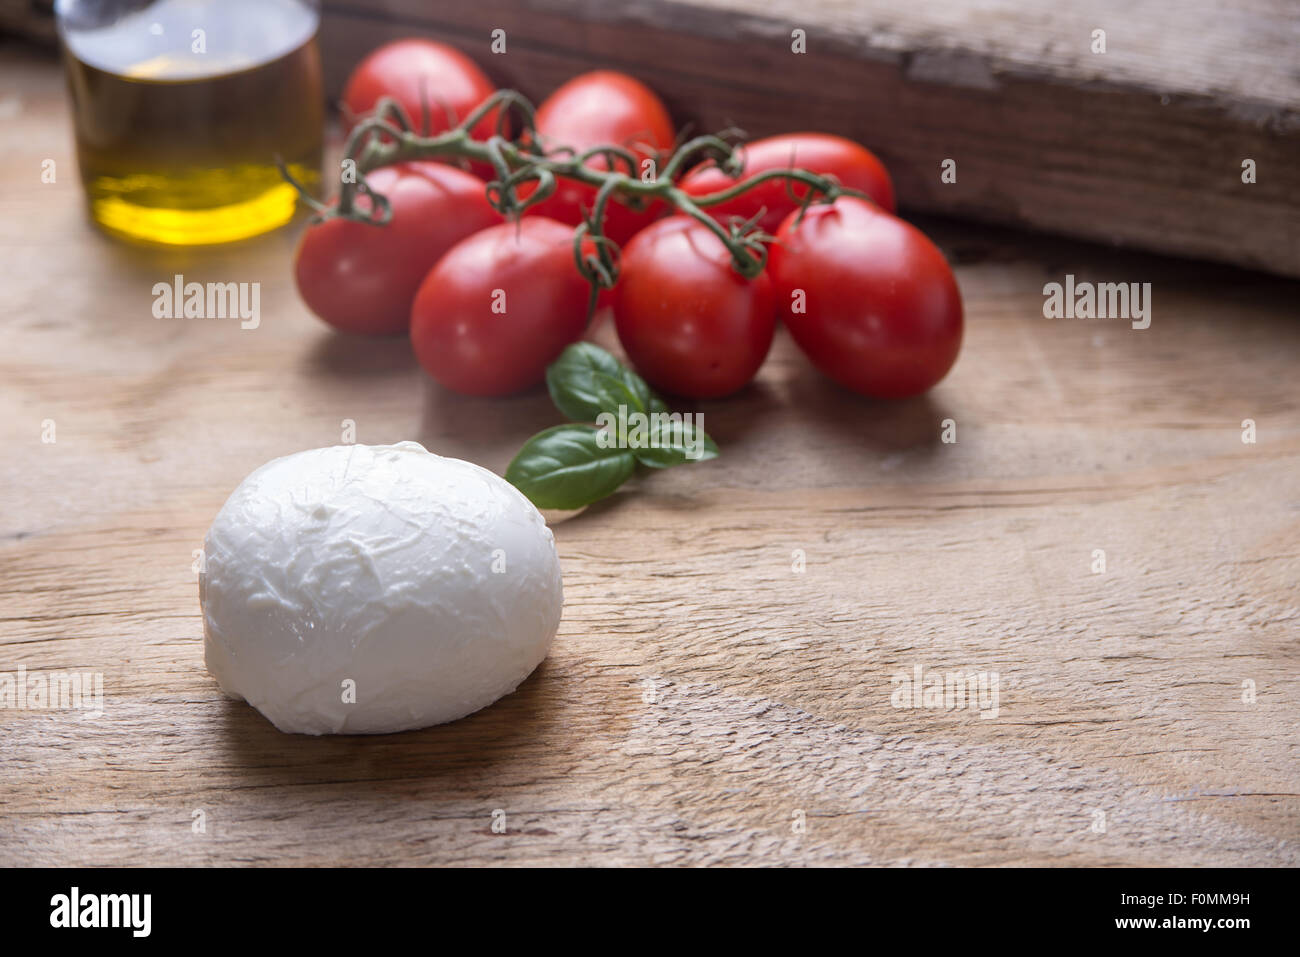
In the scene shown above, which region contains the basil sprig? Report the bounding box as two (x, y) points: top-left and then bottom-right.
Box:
(545, 343), (653, 422)
(506, 343), (718, 509)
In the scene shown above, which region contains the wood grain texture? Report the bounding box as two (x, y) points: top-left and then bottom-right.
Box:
(317, 0), (1300, 277)
(1, 47), (1298, 867)
(0, 1), (57, 45)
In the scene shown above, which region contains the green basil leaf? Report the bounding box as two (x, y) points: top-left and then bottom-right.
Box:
(546, 342), (653, 421)
(633, 418), (720, 469)
(505, 424), (637, 509)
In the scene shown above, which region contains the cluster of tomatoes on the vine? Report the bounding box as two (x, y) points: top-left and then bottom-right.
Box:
(294, 39), (963, 401)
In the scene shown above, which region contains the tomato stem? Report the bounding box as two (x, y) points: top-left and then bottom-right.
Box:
(288, 89), (868, 287)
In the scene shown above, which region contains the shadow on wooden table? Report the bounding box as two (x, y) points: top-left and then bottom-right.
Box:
(697, 348), (954, 469)
(779, 362), (952, 455)
(414, 378), (572, 473)
(303, 329), (418, 379)
(212, 659), (565, 790)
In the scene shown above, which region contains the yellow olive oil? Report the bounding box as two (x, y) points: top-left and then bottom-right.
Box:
(59, 0), (323, 245)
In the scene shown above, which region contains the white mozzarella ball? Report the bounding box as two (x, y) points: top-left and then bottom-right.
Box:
(200, 441), (563, 734)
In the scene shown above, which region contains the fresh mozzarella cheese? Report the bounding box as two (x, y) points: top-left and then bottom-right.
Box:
(200, 441), (563, 734)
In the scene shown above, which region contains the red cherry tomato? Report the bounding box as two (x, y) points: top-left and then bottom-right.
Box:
(524, 71), (676, 246)
(614, 216), (775, 399)
(767, 198), (962, 398)
(294, 162), (501, 336)
(679, 132), (896, 236)
(410, 218), (591, 397)
(342, 39), (499, 178)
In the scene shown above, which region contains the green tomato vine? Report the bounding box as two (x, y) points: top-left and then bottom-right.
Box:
(282, 88), (868, 306)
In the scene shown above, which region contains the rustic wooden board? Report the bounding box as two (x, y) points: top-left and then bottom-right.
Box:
(1, 47), (1298, 866)
(0, 1), (56, 45)
(316, 0), (1300, 278)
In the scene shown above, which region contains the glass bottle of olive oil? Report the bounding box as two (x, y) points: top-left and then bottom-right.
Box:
(56, 0), (323, 245)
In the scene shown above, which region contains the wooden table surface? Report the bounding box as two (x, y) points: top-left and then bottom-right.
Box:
(1, 46), (1297, 867)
